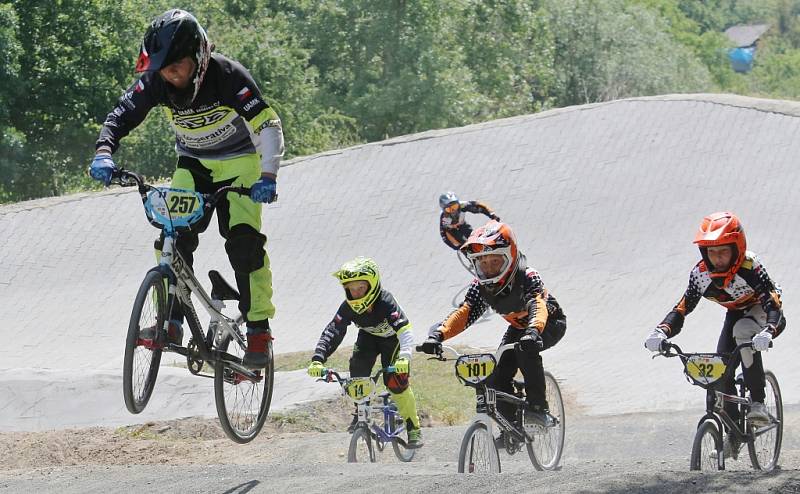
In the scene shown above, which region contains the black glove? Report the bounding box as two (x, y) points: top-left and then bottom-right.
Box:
(490, 214), (501, 221)
(520, 328), (543, 351)
(418, 327), (444, 355)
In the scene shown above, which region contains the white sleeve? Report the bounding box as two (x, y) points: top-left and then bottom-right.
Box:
(398, 328), (414, 360)
(258, 125), (284, 175)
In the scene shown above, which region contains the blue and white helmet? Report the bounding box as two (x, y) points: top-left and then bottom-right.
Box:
(438, 191), (459, 210)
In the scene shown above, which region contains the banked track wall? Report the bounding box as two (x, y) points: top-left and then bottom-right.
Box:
(2, 93), (799, 429)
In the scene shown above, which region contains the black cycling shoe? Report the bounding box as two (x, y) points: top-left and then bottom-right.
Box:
(524, 405), (556, 428)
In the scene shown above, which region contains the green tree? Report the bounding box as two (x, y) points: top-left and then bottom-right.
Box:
(546, 0), (713, 105)
(303, 0), (486, 141)
(456, 0), (557, 118)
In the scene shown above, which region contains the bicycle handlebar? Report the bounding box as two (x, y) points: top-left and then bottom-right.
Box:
(109, 168), (253, 207)
(318, 365), (397, 384)
(415, 342), (519, 361)
(659, 340), (769, 359)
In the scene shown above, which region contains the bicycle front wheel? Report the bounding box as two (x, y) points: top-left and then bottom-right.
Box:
(748, 370), (783, 471)
(690, 420), (723, 470)
(122, 270), (165, 414)
(458, 421), (500, 473)
(391, 413), (415, 462)
(214, 329), (273, 443)
(527, 371), (565, 470)
(348, 426), (376, 463)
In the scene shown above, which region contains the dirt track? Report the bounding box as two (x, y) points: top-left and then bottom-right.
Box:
(2, 405), (799, 493)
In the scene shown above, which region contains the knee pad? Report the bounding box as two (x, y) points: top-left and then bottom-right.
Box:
(225, 225), (266, 273)
(385, 372), (409, 394)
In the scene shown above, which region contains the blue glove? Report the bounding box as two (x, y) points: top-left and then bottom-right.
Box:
(250, 176), (277, 203)
(89, 154), (117, 186)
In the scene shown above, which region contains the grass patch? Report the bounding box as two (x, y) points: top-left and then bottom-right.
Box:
(274, 346), (481, 426)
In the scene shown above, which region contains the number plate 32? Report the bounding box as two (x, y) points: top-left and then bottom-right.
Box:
(455, 353), (496, 384)
(685, 355), (726, 385)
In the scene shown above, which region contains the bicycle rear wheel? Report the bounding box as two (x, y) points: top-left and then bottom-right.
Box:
(348, 426), (376, 463)
(690, 420), (723, 470)
(123, 270), (165, 414)
(527, 371), (565, 470)
(748, 371), (783, 471)
(214, 327), (273, 443)
(458, 421), (501, 473)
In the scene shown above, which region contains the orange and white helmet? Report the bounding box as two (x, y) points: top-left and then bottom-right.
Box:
(460, 220), (519, 293)
(693, 211), (746, 287)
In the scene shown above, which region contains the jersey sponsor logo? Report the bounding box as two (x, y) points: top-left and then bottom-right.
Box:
(135, 80), (145, 93)
(173, 101), (221, 116)
(254, 119), (281, 133)
(177, 123), (237, 148)
(237, 86), (253, 102)
(173, 108), (231, 130)
(361, 320), (396, 337)
(242, 98), (261, 112)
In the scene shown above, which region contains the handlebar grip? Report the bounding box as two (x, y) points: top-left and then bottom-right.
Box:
(415, 345), (425, 352)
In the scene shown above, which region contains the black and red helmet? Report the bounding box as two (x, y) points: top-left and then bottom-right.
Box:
(135, 10), (211, 107)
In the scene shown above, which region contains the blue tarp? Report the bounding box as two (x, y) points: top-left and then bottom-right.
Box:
(729, 46), (756, 73)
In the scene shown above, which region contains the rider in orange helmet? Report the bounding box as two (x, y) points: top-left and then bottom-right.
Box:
(421, 220), (567, 427)
(644, 212), (785, 460)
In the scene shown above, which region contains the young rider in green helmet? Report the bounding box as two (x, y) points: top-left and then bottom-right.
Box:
(307, 257), (423, 448)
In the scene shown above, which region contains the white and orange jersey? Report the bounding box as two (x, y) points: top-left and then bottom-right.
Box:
(660, 251), (783, 337)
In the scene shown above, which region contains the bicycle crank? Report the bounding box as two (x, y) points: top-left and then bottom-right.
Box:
(186, 337), (205, 375)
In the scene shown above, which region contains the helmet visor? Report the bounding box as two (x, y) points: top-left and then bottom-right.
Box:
(466, 249), (512, 285)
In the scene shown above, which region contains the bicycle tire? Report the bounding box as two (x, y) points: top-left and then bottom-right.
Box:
(391, 413), (416, 462)
(348, 426), (376, 463)
(458, 421), (500, 473)
(214, 327), (273, 444)
(747, 370), (783, 471)
(122, 270), (165, 414)
(690, 420), (723, 470)
(527, 371), (565, 470)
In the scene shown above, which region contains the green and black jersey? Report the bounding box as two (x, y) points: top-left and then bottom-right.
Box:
(96, 53), (283, 175)
(312, 289), (415, 363)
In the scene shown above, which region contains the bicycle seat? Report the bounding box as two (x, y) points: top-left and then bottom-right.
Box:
(209, 270), (240, 301)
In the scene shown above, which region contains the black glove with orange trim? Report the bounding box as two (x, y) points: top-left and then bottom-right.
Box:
(418, 327), (444, 355)
(520, 328), (543, 351)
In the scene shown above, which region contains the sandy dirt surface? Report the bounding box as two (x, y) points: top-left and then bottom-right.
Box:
(1, 404), (798, 493)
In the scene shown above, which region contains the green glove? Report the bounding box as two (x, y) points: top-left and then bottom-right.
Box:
(394, 357), (410, 374)
(307, 361), (325, 377)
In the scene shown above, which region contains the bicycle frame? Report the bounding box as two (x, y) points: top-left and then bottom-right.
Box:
(661, 341), (779, 445)
(439, 344), (533, 445)
(115, 170), (259, 381)
(323, 368), (409, 445)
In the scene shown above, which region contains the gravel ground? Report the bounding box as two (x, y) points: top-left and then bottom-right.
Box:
(1, 406), (798, 493)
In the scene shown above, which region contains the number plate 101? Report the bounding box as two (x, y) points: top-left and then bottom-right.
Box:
(455, 354), (496, 384)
